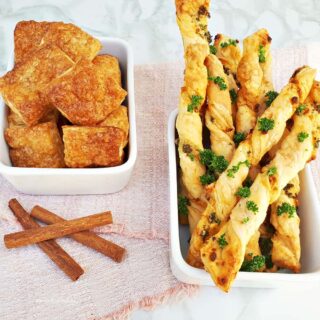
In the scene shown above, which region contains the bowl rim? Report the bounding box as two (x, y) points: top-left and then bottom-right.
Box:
(0, 36), (137, 175)
(168, 109), (320, 286)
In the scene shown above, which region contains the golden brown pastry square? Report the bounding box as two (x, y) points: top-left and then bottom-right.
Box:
(99, 106), (129, 145)
(0, 45), (74, 126)
(7, 109), (59, 128)
(93, 54), (122, 85)
(5, 121), (65, 168)
(45, 59), (127, 125)
(62, 126), (125, 168)
(14, 20), (102, 64)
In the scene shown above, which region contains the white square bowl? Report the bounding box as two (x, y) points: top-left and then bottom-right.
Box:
(168, 109), (320, 288)
(0, 37), (137, 195)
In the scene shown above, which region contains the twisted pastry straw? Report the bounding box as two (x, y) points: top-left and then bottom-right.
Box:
(205, 54), (235, 161)
(236, 29), (272, 135)
(270, 81), (320, 272)
(175, 0), (211, 200)
(201, 99), (320, 291)
(270, 176), (300, 272)
(214, 34), (242, 123)
(187, 66), (316, 267)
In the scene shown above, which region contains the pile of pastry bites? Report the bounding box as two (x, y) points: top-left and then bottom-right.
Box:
(175, 0), (320, 291)
(0, 21), (129, 168)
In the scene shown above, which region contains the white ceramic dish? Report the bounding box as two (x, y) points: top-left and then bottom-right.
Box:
(0, 37), (137, 195)
(168, 109), (320, 288)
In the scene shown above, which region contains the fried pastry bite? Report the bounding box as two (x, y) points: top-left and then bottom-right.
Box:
(7, 109), (59, 128)
(14, 20), (101, 64)
(5, 121), (65, 168)
(0, 45), (74, 126)
(99, 106), (129, 145)
(45, 59), (127, 125)
(93, 55), (122, 85)
(62, 126), (126, 168)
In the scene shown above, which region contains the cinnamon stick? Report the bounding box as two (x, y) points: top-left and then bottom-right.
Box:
(8, 199), (84, 281)
(4, 210), (112, 249)
(31, 205), (126, 263)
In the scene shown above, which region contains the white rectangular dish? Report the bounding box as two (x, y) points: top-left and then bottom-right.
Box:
(0, 37), (137, 195)
(168, 109), (320, 288)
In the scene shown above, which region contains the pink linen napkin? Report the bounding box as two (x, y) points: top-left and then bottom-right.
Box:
(0, 44), (320, 320)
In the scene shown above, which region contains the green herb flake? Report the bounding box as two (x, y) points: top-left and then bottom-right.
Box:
(233, 132), (246, 146)
(296, 104), (307, 115)
(241, 255), (265, 272)
(258, 44), (266, 63)
(267, 166), (277, 176)
(265, 90), (278, 107)
(188, 153), (195, 161)
(209, 45), (217, 55)
(217, 233), (228, 249)
(242, 217), (250, 224)
(236, 186), (251, 198)
(246, 200), (259, 214)
(297, 132), (309, 142)
(208, 76), (227, 90)
(258, 118), (275, 132)
(227, 160), (251, 178)
(187, 95), (203, 113)
(277, 202), (296, 218)
(178, 195), (190, 216)
(200, 173), (215, 185)
(199, 149), (229, 176)
(220, 39), (237, 48)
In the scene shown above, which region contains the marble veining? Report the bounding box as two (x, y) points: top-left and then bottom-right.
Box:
(0, 0), (320, 319)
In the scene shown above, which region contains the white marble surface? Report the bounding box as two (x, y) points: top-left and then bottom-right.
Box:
(1, 0), (320, 319)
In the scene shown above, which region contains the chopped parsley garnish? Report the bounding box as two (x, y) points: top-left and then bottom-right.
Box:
(297, 132), (309, 142)
(230, 89), (237, 104)
(220, 39), (237, 48)
(178, 195), (189, 216)
(227, 160), (251, 178)
(258, 44), (266, 63)
(258, 118), (275, 132)
(200, 173), (215, 185)
(199, 149), (229, 177)
(246, 200), (259, 214)
(233, 132), (246, 146)
(242, 217), (250, 224)
(296, 104), (307, 115)
(267, 166), (277, 176)
(236, 186), (251, 198)
(187, 95), (203, 113)
(188, 153), (195, 161)
(208, 76), (227, 90)
(265, 90), (278, 107)
(241, 255), (265, 272)
(217, 233), (228, 249)
(277, 202), (296, 218)
(208, 212), (221, 225)
(209, 45), (217, 55)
